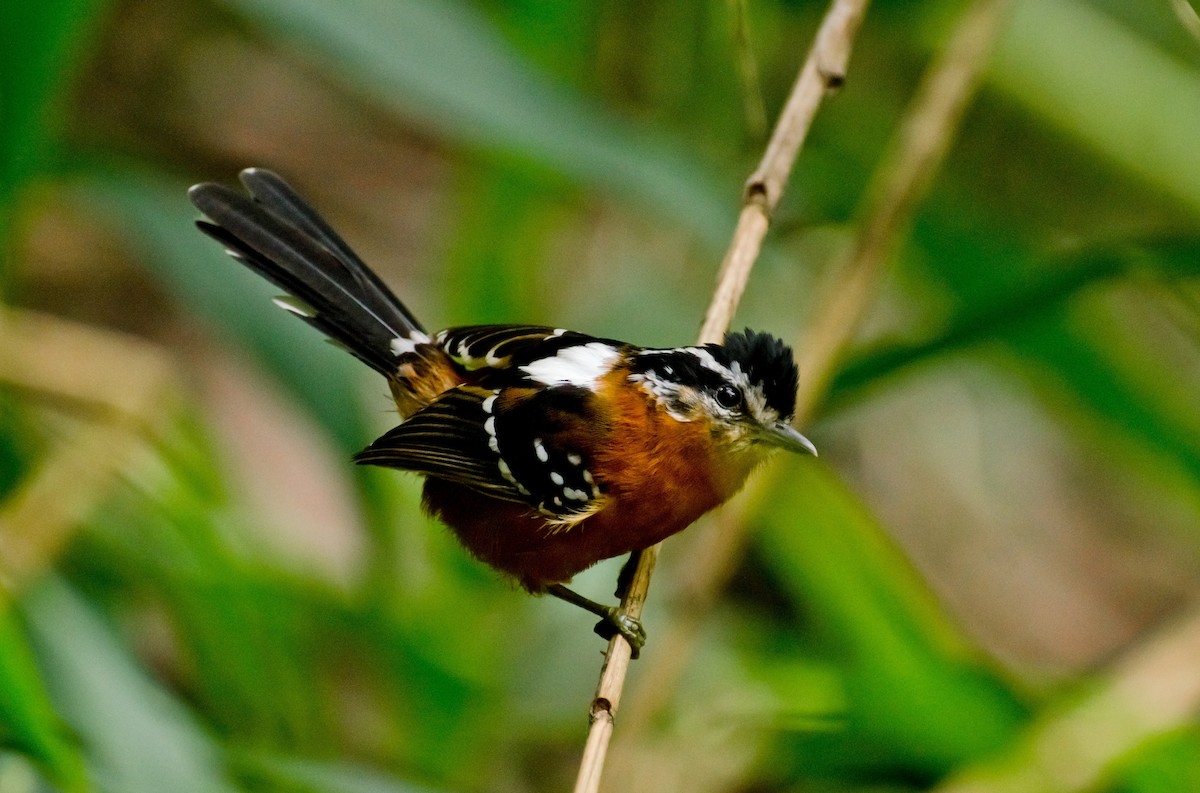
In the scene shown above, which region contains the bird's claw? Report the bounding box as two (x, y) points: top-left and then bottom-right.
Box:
(593, 609), (646, 659)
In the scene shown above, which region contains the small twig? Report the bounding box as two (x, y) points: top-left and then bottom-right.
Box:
(572, 2), (869, 791)
(606, 0), (1014, 777)
(700, 0), (869, 345)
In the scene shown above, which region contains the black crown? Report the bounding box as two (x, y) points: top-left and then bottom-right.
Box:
(713, 329), (798, 420)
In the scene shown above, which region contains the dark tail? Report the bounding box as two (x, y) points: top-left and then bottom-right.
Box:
(188, 168), (425, 376)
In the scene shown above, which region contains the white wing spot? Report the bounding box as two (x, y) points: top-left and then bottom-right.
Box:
(519, 342), (620, 390)
(497, 457), (529, 495)
(533, 438), (549, 463)
(550, 471), (564, 486)
(567, 453), (582, 467)
(564, 487), (589, 501)
(582, 469), (595, 485)
(482, 394), (498, 414)
(483, 416), (496, 436)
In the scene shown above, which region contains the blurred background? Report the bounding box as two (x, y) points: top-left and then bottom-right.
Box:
(3, 0), (1200, 791)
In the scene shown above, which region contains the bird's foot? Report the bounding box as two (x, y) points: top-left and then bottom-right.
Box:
(544, 582), (646, 659)
(593, 609), (646, 659)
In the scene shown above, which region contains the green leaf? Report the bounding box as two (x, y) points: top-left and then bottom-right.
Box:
(73, 172), (373, 451)
(829, 236), (1200, 534)
(828, 238), (1200, 412)
(438, 163), (567, 325)
(69, 171), (413, 585)
(0, 608), (88, 791)
(237, 753), (444, 793)
(1007, 302), (1200, 482)
(20, 578), (239, 793)
(756, 460), (1026, 775)
(0, 0), (105, 259)
(216, 0), (735, 247)
(989, 0), (1200, 218)
(1111, 726), (1200, 793)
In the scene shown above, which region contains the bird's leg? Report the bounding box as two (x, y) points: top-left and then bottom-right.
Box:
(614, 549), (643, 599)
(545, 583), (645, 659)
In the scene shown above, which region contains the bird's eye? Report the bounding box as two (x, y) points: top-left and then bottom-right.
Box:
(715, 384), (741, 410)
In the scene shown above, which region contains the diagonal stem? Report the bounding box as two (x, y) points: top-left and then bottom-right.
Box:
(609, 0), (1016, 776)
(794, 0), (1015, 421)
(571, 2), (871, 791)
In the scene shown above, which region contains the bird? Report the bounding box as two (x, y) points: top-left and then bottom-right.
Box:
(188, 168), (817, 655)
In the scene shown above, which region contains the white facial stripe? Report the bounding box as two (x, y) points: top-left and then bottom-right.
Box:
(520, 342), (620, 390)
(632, 347), (786, 428)
(742, 382), (772, 423)
(682, 348), (753, 412)
(683, 348), (782, 420)
(683, 347), (728, 376)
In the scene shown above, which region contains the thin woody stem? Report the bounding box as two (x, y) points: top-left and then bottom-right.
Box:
(699, 0), (869, 345)
(794, 0), (1015, 420)
(571, 2), (870, 791)
(610, 0), (1015, 774)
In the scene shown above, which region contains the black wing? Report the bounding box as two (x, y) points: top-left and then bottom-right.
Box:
(435, 325), (618, 374)
(355, 384), (609, 522)
(354, 387), (523, 503)
(492, 385), (609, 523)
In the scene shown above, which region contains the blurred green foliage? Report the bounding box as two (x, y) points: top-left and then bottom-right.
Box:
(2, 0), (1200, 792)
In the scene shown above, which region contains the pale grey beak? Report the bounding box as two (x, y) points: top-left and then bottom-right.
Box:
(766, 421), (818, 456)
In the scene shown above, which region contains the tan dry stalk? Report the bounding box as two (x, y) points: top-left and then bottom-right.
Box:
(0, 309), (176, 599)
(599, 0), (1015, 787)
(572, 2), (871, 790)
